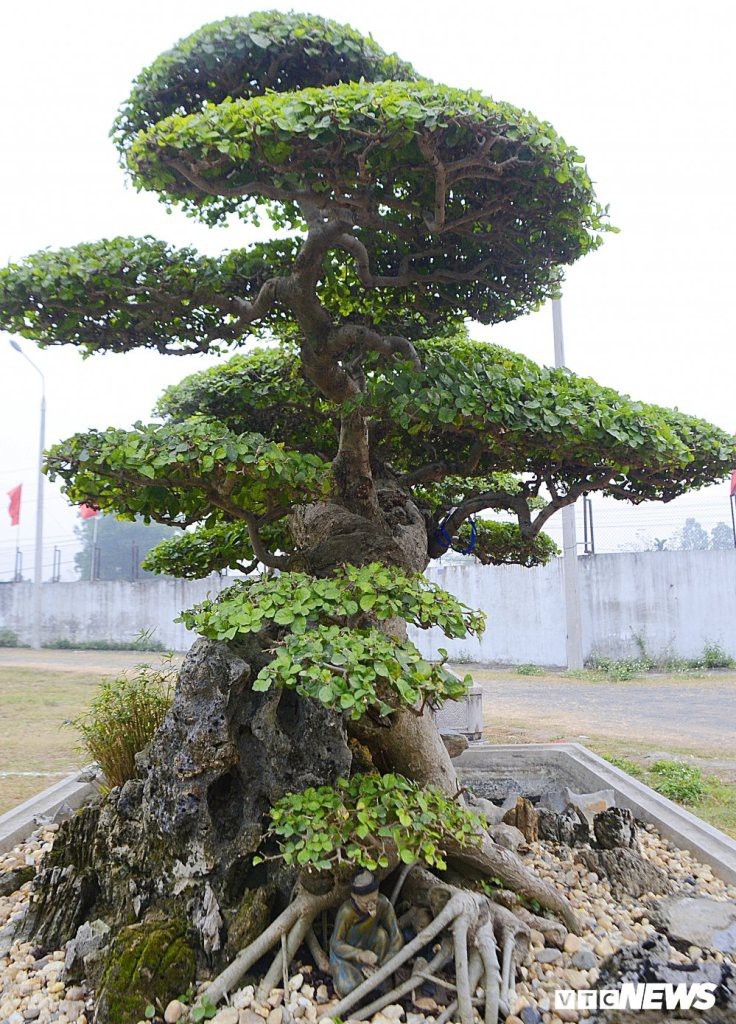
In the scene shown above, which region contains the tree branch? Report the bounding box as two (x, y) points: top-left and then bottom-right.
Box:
(243, 513), (291, 570)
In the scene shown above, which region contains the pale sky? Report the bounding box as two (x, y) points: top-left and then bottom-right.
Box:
(1, 1), (734, 579)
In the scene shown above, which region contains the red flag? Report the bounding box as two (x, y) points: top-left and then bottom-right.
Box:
(731, 471), (736, 497)
(7, 485), (21, 526)
(79, 503), (99, 519)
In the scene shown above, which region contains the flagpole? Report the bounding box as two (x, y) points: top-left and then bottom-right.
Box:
(90, 514), (99, 581)
(10, 340), (45, 649)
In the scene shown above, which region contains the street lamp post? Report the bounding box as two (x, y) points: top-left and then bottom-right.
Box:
(10, 340), (45, 650)
(551, 301), (584, 670)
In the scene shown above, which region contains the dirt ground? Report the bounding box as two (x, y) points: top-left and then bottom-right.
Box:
(466, 664), (736, 758)
(2, 651), (735, 819)
(0, 649), (178, 814)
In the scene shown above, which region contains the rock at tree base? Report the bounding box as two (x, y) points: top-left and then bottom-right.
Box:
(64, 918), (111, 980)
(25, 637), (353, 992)
(539, 786), (615, 822)
(0, 865), (35, 897)
(647, 896), (736, 954)
(439, 730), (468, 759)
(95, 917), (195, 1024)
(590, 932), (736, 1023)
(224, 885), (275, 959)
(537, 806), (590, 846)
(593, 806), (638, 850)
(575, 847), (671, 898)
(502, 796), (539, 842)
(489, 822), (526, 851)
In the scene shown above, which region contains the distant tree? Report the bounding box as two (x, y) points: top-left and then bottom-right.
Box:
(676, 517), (711, 551)
(711, 521), (735, 549)
(74, 514), (178, 580)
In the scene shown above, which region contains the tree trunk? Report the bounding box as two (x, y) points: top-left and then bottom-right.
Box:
(24, 477), (575, 1023)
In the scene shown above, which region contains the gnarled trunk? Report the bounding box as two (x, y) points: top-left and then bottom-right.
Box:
(25, 479), (574, 1024)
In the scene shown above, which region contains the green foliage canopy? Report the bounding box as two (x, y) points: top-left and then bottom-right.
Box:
(113, 12), (416, 153)
(265, 773), (484, 872)
(1, 9), (732, 573)
(180, 564), (481, 719)
(45, 417), (330, 529)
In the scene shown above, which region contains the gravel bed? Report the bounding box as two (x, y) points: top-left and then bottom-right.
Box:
(1, 823), (735, 1024)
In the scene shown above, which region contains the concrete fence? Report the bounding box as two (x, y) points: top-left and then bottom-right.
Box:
(0, 549), (734, 666)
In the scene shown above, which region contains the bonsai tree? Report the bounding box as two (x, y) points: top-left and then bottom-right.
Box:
(2, 12), (734, 1021)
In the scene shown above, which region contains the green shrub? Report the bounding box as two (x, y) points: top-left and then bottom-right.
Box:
(603, 754), (645, 778)
(514, 663), (544, 676)
(650, 760), (705, 804)
(43, 636), (165, 652)
(698, 641), (735, 670)
(0, 627), (22, 647)
(70, 664), (174, 788)
(587, 655), (649, 681)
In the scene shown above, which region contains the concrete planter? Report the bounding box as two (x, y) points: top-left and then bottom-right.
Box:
(2, 743), (735, 892)
(456, 742), (736, 885)
(0, 770), (98, 855)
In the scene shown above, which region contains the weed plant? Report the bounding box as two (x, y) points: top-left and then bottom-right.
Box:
(0, 628), (23, 648)
(69, 663), (174, 788)
(650, 760), (705, 803)
(586, 639), (734, 681)
(514, 663), (545, 676)
(604, 754), (705, 804)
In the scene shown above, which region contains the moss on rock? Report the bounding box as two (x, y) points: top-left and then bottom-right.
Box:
(96, 917), (195, 1024)
(224, 885), (274, 958)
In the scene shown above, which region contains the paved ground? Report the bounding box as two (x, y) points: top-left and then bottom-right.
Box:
(464, 665), (736, 759)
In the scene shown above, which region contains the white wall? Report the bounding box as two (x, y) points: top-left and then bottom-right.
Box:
(0, 550), (734, 665)
(0, 575), (229, 652)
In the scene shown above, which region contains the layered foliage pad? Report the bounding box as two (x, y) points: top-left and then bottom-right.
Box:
(0, 236), (451, 352)
(254, 627), (468, 720)
(136, 341), (736, 574)
(179, 562), (486, 638)
(0, 237), (301, 355)
(44, 417), (329, 526)
(444, 520), (560, 567)
(128, 79), (609, 323)
(142, 520), (288, 577)
(113, 12), (416, 153)
(181, 564), (482, 719)
(263, 773), (484, 872)
(160, 341), (736, 502)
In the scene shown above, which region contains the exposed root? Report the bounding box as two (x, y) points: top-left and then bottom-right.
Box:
(329, 871), (529, 1024)
(202, 837), (547, 1022)
(305, 925), (331, 975)
(452, 915), (473, 1024)
(475, 922), (500, 1024)
(257, 915), (313, 1000)
(435, 948), (484, 1024)
(390, 858), (417, 905)
(328, 891), (468, 1020)
(351, 938), (453, 1021)
(447, 833), (580, 934)
(201, 882), (348, 1007)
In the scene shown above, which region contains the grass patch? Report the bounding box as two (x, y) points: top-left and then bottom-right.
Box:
(602, 753), (736, 836)
(650, 760), (705, 802)
(0, 628), (25, 648)
(514, 663), (545, 676)
(43, 637), (166, 652)
(586, 640), (735, 681)
(0, 652), (177, 813)
(69, 664), (174, 789)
